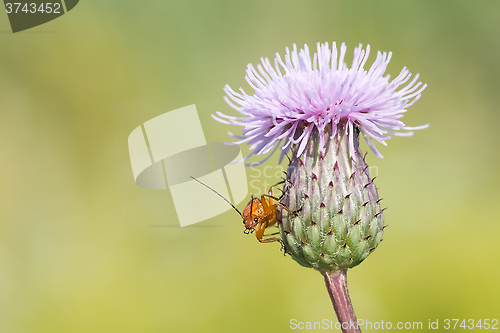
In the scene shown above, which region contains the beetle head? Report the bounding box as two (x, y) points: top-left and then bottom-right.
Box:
(242, 197), (261, 233)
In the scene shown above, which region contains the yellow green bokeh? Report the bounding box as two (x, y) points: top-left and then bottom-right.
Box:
(0, 1), (499, 332)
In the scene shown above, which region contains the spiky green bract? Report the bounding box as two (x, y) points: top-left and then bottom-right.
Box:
(279, 127), (384, 274)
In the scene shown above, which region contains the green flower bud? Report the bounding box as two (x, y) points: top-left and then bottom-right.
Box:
(279, 128), (385, 274)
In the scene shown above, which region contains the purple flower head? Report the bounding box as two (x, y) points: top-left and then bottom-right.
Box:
(213, 42), (427, 165)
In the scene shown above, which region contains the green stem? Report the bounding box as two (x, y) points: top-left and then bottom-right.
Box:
(323, 270), (361, 333)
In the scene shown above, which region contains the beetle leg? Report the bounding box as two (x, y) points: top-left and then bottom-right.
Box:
(263, 231), (280, 236)
(268, 180), (291, 200)
(268, 181), (285, 195)
(256, 222), (285, 249)
(256, 223), (278, 242)
(260, 236), (286, 253)
(259, 236), (284, 244)
(261, 194), (281, 202)
(255, 222), (267, 241)
(261, 194), (298, 216)
(269, 180), (288, 200)
(258, 199), (278, 228)
(260, 194), (271, 211)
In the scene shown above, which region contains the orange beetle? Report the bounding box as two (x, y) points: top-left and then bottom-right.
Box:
(191, 177), (294, 249)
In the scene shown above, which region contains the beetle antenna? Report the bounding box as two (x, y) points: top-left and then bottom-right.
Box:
(190, 176), (242, 216)
(250, 194), (254, 217)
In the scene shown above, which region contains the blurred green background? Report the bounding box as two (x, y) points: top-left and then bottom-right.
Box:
(1, 0), (499, 332)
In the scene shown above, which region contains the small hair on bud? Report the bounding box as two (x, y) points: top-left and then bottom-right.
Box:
(362, 201), (369, 207)
(371, 176), (377, 182)
(312, 173), (318, 180)
(376, 198), (384, 203)
(344, 193), (351, 199)
(374, 209), (387, 218)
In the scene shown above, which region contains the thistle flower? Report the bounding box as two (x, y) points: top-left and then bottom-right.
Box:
(215, 42), (426, 333)
(214, 42), (427, 163)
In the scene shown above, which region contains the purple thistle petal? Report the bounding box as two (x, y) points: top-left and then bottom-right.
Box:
(215, 42), (427, 162)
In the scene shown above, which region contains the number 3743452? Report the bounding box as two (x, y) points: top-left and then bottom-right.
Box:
(443, 319), (498, 330)
(5, 3), (61, 14)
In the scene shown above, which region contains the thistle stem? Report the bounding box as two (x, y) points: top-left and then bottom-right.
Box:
(323, 270), (361, 333)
